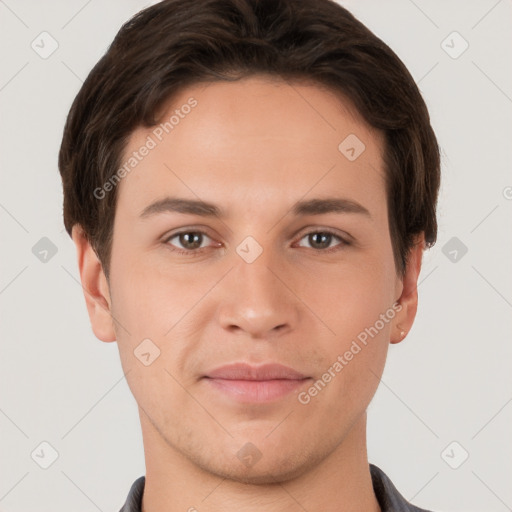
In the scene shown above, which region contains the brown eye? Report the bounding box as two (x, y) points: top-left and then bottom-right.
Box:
(296, 230), (348, 252)
(165, 231), (212, 253)
(308, 232), (333, 249)
(178, 232), (203, 249)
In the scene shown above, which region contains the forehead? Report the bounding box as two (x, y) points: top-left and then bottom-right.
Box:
(116, 76), (386, 220)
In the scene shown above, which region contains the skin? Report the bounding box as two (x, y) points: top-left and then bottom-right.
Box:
(72, 75), (424, 512)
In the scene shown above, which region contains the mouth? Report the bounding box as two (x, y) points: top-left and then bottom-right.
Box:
(202, 363), (311, 403)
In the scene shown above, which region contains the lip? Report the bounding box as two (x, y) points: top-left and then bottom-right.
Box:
(205, 363), (307, 380)
(203, 363), (311, 403)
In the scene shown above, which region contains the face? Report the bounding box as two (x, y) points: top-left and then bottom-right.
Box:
(75, 75), (421, 484)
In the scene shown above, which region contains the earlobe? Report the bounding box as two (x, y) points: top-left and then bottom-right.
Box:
(390, 234), (425, 344)
(71, 225), (116, 343)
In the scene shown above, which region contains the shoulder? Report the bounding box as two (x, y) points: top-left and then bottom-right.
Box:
(118, 476), (145, 512)
(370, 464), (434, 512)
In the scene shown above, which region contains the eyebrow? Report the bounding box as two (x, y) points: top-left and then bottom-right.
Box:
(139, 196), (371, 219)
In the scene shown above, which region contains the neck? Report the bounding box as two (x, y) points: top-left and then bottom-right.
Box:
(139, 411), (380, 512)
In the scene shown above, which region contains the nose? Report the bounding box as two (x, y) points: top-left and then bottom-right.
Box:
(216, 250), (300, 339)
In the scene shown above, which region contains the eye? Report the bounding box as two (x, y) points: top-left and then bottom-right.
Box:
(163, 228), (350, 256)
(164, 230), (215, 255)
(295, 230), (350, 252)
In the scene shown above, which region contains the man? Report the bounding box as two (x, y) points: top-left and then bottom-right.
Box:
(58, 0), (440, 510)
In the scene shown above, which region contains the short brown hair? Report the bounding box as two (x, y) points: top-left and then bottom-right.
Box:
(58, 0), (440, 278)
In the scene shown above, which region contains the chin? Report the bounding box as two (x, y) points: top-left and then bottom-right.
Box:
(204, 460), (307, 486)
(192, 444), (322, 485)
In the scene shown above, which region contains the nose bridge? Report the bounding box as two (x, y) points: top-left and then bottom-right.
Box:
(217, 243), (298, 337)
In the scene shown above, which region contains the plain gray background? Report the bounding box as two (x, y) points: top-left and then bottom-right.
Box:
(1, 1), (511, 511)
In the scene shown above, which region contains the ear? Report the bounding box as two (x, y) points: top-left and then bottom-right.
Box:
(390, 233), (425, 344)
(71, 225), (116, 342)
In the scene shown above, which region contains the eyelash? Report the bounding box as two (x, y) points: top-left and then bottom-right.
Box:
(163, 229), (351, 257)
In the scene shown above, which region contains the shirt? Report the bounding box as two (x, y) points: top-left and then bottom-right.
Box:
(118, 464), (433, 511)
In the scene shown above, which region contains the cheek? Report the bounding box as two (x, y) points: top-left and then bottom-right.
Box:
(301, 293), (391, 427)
(109, 250), (206, 335)
(305, 254), (395, 399)
(108, 254), (210, 386)
(304, 254), (396, 342)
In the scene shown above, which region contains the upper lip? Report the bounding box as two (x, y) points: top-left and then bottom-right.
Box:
(204, 363), (308, 381)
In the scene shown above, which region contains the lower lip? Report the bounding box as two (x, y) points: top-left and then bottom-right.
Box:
(204, 378), (310, 403)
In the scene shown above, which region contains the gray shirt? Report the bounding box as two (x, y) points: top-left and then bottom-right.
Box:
(118, 464), (433, 511)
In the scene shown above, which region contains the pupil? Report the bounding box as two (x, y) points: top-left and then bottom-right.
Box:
(310, 232), (331, 249)
(181, 232), (202, 249)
